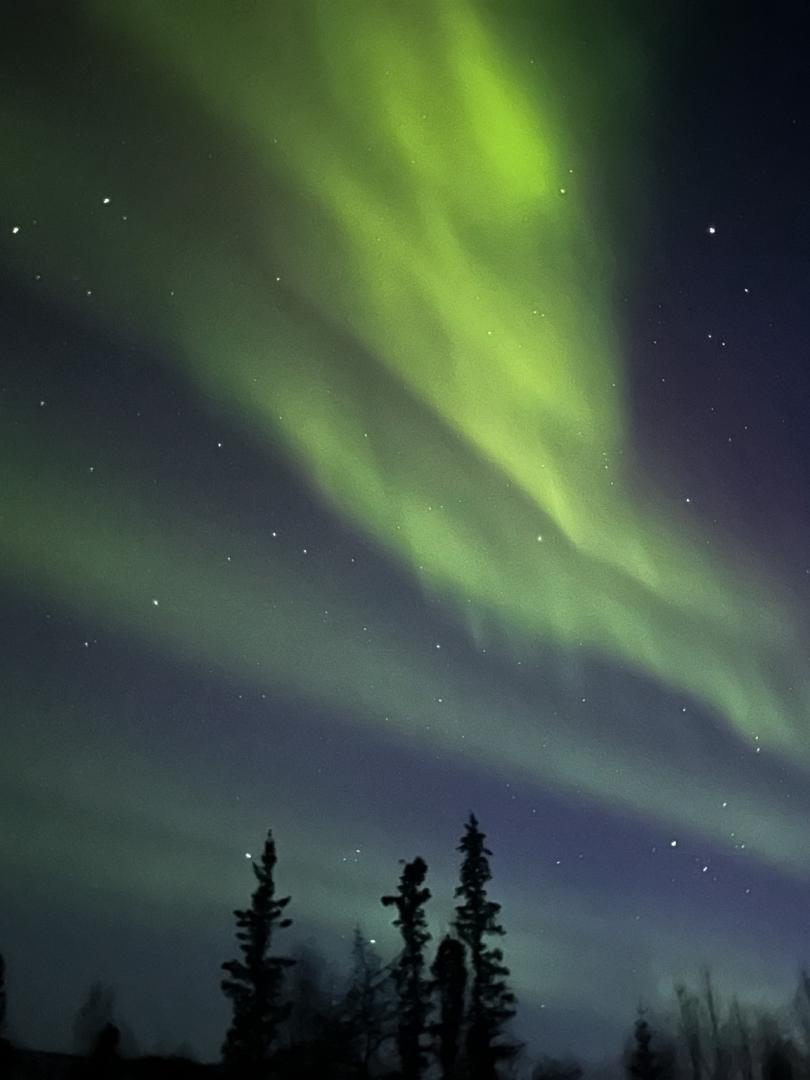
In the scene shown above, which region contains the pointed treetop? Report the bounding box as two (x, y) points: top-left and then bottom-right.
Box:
(220, 827), (294, 1066)
(458, 813), (493, 860)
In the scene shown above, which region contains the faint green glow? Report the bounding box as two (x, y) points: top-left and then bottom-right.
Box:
(4, 422), (810, 882)
(87, 0), (806, 751)
(2, 0), (810, 883)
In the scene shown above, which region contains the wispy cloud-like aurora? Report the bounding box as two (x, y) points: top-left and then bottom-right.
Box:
(96, 1), (807, 743)
(3, 0), (810, 876)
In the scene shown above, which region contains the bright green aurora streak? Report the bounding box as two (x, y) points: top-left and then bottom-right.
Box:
(96, 0), (810, 748)
(3, 0), (810, 878)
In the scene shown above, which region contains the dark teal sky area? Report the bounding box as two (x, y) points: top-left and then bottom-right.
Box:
(2, 0), (810, 1063)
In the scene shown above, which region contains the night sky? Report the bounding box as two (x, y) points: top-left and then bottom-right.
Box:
(3, 0), (810, 1065)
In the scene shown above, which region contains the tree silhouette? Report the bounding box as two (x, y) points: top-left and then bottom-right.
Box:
(382, 856), (433, 1080)
(0, 952), (10, 1070)
(221, 829), (295, 1070)
(89, 1021), (121, 1079)
(284, 943), (331, 1049)
(345, 926), (394, 1077)
(0, 953), (6, 1037)
(431, 935), (467, 1080)
(763, 1041), (794, 1080)
(73, 982), (116, 1057)
(273, 942), (358, 1077)
(676, 983), (704, 1080)
(730, 997), (754, 1080)
(702, 968), (728, 1080)
(453, 814), (517, 1079)
(627, 1007), (673, 1080)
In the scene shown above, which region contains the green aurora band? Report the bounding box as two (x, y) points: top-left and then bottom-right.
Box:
(3, 0), (810, 885)
(94, 0), (809, 750)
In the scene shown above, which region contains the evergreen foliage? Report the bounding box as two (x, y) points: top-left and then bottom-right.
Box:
(0, 953), (6, 1036)
(676, 983), (704, 1080)
(628, 1008), (673, 1080)
(0, 951), (10, 1068)
(285, 944), (331, 1048)
(431, 934), (467, 1080)
(729, 998), (754, 1080)
(453, 814), (517, 1079)
(382, 856), (433, 1080)
(221, 829), (295, 1068)
(763, 1042), (794, 1080)
(73, 983), (117, 1057)
(11, 824), (810, 1080)
(345, 926), (393, 1077)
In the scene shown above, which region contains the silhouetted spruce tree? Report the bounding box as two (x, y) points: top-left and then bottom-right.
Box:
(89, 1022), (121, 1080)
(794, 970), (810, 1053)
(382, 856), (433, 1080)
(284, 943), (331, 1049)
(431, 935), (467, 1080)
(702, 968), (729, 1080)
(453, 814), (517, 1080)
(221, 829), (295, 1070)
(675, 984), (704, 1080)
(0, 952), (10, 1067)
(627, 1008), (673, 1080)
(274, 941), (361, 1076)
(0, 953), (6, 1037)
(345, 926), (393, 1077)
(763, 1041), (794, 1080)
(73, 983), (117, 1057)
(730, 998), (754, 1080)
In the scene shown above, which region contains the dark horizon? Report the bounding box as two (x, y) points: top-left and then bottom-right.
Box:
(3, 816), (810, 1078)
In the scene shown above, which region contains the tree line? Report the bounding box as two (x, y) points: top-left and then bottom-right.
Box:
(0, 813), (518, 1079)
(220, 813), (517, 1079)
(2, 814), (810, 1080)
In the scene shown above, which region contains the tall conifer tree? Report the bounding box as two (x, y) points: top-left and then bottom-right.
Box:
(345, 927), (392, 1077)
(0, 952), (10, 1068)
(627, 1008), (673, 1080)
(431, 934), (467, 1080)
(221, 830), (295, 1068)
(453, 814), (516, 1080)
(0, 954), (6, 1038)
(382, 856), (433, 1080)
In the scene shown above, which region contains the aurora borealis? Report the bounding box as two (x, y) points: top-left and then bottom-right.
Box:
(3, 0), (810, 1062)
